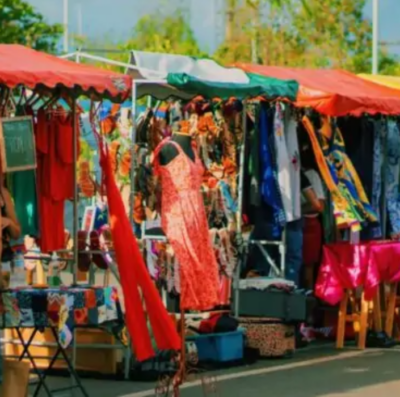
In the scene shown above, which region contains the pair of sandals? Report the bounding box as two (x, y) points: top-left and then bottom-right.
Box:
(77, 230), (109, 272)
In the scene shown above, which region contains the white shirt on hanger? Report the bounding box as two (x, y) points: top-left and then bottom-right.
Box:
(273, 103), (294, 222)
(285, 110), (301, 221)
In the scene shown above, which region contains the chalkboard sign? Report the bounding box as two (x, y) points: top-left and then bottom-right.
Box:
(0, 116), (37, 172)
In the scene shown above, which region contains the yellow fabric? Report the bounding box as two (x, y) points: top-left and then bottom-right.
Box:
(302, 116), (355, 229)
(358, 74), (400, 91)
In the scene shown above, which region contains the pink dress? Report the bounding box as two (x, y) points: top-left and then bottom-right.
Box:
(153, 139), (220, 311)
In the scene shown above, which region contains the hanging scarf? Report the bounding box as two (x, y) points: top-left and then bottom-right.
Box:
(302, 116), (360, 231)
(302, 116), (378, 231)
(97, 137), (180, 362)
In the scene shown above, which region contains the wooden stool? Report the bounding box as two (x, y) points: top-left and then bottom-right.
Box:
(336, 285), (393, 349)
(336, 289), (370, 349)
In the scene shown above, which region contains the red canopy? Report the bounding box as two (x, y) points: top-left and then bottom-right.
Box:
(0, 45), (131, 102)
(236, 63), (400, 116)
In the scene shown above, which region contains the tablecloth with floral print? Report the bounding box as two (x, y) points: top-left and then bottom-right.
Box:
(0, 286), (123, 347)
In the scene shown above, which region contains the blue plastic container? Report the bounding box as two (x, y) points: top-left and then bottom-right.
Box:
(187, 330), (244, 362)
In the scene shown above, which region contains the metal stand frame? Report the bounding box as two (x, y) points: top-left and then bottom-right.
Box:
(15, 327), (89, 397)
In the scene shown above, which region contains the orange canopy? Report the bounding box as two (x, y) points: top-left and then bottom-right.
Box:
(236, 63), (400, 116)
(0, 45), (131, 102)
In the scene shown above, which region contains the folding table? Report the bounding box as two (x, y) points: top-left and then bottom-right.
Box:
(0, 286), (123, 396)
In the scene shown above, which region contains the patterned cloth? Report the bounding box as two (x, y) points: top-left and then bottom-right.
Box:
(385, 120), (400, 236)
(0, 286), (122, 348)
(302, 116), (378, 231)
(259, 104), (286, 227)
(153, 138), (220, 311)
(370, 120), (384, 238)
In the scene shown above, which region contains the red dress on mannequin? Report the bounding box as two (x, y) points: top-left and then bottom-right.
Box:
(153, 138), (220, 311)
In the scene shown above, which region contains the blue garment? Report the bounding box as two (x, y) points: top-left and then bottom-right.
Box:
(385, 120), (400, 235)
(79, 114), (101, 182)
(259, 105), (286, 227)
(219, 181), (237, 214)
(93, 206), (108, 231)
(369, 120), (384, 238)
(285, 219), (303, 286)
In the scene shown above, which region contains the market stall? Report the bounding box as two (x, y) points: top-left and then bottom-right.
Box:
(0, 44), (160, 396)
(235, 63), (400, 349)
(122, 51), (315, 365)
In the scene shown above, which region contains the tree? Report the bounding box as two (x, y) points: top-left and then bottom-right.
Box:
(120, 10), (207, 57)
(0, 0), (62, 53)
(73, 10), (207, 73)
(215, 0), (400, 75)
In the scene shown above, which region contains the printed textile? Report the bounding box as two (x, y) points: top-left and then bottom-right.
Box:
(385, 120), (400, 236)
(302, 116), (378, 231)
(0, 286), (122, 348)
(153, 138), (220, 311)
(259, 105), (286, 227)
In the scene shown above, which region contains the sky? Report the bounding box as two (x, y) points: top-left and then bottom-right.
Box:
(27, 0), (400, 56)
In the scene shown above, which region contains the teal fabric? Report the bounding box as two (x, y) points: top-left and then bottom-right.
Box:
(166, 72), (299, 101)
(11, 170), (39, 237)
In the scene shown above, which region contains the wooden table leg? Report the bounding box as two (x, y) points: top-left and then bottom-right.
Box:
(385, 282), (398, 337)
(373, 287), (382, 332)
(358, 292), (369, 349)
(337, 290), (349, 349)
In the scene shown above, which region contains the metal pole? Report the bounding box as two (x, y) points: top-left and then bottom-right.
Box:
(234, 102), (247, 317)
(71, 97), (78, 385)
(63, 0), (69, 53)
(372, 0), (379, 74)
(124, 79), (137, 380)
(77, 3), (83, 37)
(72, 98), (78, 285)
(129, 81), (137, 229)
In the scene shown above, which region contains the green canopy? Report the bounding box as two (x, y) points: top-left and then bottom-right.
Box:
(166, 72), (299, 101)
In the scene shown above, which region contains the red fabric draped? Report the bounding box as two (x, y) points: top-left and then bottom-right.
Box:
(99, 144), (181, 361)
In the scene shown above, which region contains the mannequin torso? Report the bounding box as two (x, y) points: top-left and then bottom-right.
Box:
(159, 133), (195, 166)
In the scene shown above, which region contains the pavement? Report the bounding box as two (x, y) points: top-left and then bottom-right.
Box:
(29, 343), (400, 396)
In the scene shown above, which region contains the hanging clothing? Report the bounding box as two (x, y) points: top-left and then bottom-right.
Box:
(284, 111), (301, 221)
(153, 138), (220, 311)
(339, 117), (375, 201)
(259, 105), (286, 227)
(385, 120), (400, 236)
(302, 116), (378, 231)
(10, 170), (39, 237)
(369, 121), (384, 238)
(247, 118), (261, 208)
(35, 110), (79, 253)
(99, 142), (180, 362)
(273, 103), (293, 222)
(331, 125), (377, 224)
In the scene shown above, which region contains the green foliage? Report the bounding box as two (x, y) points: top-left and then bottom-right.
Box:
(0, 0), (62, 52)
(215, 0), (400, 75)
(72, 1), (399, 76)
(120, 10), (207, 57)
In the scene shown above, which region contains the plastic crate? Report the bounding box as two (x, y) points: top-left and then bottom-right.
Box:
(187, 330), (244, 363)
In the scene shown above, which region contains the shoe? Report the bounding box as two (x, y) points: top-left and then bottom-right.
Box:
(366, 330), (396, 348)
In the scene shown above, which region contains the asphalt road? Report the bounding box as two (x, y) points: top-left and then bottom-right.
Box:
(29, 344), (400, 397)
